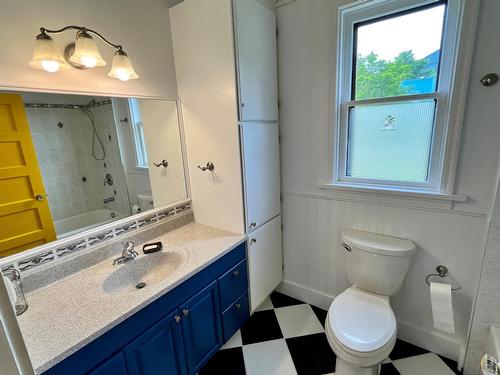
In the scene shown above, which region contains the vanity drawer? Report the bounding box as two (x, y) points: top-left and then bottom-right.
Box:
(218, 259), (248, 311)
(222, 292), (249, 342)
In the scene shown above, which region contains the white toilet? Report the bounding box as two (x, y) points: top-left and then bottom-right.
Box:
(325, 229), (417, 375)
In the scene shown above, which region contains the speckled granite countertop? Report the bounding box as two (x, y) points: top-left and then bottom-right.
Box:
(17, 223), (245, 374)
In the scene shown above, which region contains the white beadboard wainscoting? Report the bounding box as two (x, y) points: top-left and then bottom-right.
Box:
(277, 193), (487, 363)
(276, 0), (500, 368)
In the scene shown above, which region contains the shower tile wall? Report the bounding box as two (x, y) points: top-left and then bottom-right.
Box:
(26, 104), (131, 226)
(464, 177), (500, 374)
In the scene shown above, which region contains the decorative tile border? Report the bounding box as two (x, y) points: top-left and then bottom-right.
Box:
(158, 207), (176, 220)
(55, 240), (88, 258)
(115, 222), (138, 236)
(175, 202), (191, 214)
(137, 214), (157, 228)
(87, 230), (114, 247)
(24, 99), (112, 110)
(18, 251), (55, 272)
(1, 264), (17, 274)
(0, 200), (192, 275)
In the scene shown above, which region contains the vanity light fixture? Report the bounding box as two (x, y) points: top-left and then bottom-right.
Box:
(28, 26), (139, 81)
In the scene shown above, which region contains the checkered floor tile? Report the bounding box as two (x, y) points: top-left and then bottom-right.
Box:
(200, 291), (462, 375)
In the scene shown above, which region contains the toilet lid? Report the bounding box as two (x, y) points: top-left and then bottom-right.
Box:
(328, 289), (396, 353)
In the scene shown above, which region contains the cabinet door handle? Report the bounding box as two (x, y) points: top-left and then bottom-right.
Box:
(233, 270), (240, 277)
(250, 238), (257, 244)
(175, 315), (181, 324)
(35, 194), (45, 201)
(235, 303), (241, 310)
(183, 308), (190, 316)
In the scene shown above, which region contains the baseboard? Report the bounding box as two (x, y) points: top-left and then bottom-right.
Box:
(397, 319), (465, 365)
(276, 279), (334, 310)
(276, 280), (464, 366)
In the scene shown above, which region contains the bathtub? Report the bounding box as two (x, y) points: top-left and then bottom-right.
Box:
(55, 209), (129, 239)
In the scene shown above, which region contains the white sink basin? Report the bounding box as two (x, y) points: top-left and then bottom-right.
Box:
(102, 251), (187, 294)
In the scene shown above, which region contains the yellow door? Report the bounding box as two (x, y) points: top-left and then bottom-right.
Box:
(0, 93), (56, 257)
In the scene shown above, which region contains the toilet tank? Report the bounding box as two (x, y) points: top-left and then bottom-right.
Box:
(341, 229), (417, 296)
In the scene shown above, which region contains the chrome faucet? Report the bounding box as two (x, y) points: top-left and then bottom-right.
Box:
(112, 241), (139, 266)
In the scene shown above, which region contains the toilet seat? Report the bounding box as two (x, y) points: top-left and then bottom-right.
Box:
(325, 287), (396, 368)
(328, 287), (396, 353)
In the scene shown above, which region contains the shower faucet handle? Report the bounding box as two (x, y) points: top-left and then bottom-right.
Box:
(103, 173), (113, 186)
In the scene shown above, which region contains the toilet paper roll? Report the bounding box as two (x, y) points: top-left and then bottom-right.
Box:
(430, 282), (455, 334)
(132, 205), (141, 215)
(2, 276), (17, 305)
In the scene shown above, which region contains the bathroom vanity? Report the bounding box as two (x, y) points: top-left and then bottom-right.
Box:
(13, 220), (248, 375)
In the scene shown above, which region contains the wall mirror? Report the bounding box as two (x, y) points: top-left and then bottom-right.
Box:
(0, 91), (188, 258)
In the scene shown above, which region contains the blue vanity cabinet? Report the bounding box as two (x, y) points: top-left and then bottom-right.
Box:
(221, 292), (250, 342)
(122, 310), (186, 375)
(218, 259), (248, 311)
(46, 243), (248, 375)
(179, 280), (222, 374)
(88, 352), (128, 375)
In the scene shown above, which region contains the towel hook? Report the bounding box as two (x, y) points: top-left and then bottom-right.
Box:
(425, 265), (461, 291)
(198, 162), (215, 172)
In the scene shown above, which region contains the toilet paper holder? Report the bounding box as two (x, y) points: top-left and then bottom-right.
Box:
(425, 265), (461, 291)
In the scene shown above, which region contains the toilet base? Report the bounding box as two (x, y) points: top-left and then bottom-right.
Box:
(335, 357), (380, 375)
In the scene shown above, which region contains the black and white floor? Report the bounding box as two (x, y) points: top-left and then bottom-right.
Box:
(200, 292), (461, 375)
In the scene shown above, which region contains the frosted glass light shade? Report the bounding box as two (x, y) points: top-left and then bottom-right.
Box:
(108, 52), (139, 81)
(28, 37), (68, 72)
(70, 33), (106, 68)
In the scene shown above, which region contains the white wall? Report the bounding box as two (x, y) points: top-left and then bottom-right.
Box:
(0, 0), (178, 99)
(170, 0), (246, 234)
(277, 0), (500, 364)
(140, 99), (188, 206)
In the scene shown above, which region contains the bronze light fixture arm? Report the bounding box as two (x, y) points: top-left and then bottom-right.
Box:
(30, 25), (139, 80)
(39, 26), (124, 51)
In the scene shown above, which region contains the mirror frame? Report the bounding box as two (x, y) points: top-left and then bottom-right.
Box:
(0, 88), (192, 268)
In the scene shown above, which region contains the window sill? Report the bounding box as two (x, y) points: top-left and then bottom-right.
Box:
(319, 182), (467, 203)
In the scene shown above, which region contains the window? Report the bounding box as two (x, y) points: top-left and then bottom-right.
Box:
(334, 0), (465, 193)
(128, 98), (149, 169)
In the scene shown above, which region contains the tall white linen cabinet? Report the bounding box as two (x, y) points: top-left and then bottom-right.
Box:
(170, 0), (282, 312)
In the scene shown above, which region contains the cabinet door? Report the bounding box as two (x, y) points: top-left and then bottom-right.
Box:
(180, 281), (222, 374)
(234, 0), (278, 122)
(247, 215), (283, 312)
(88, 352), (128, 375)
(241, 123), (281, 232)
(124, 311), (186, 375)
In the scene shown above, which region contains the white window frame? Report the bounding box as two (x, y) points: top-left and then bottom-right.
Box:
(332, 0), (467, 195)
(128, 98), (149, 170)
